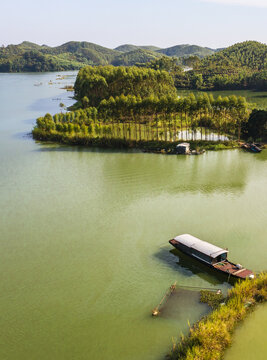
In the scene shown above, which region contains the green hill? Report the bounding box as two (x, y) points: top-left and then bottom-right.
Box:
(111, 49), (162, 66)
(1, 40), (266, 83)
(200, 41), (267, 70)
(175, 41), (267, 90)
(0, 41), (120, 72)
(115, 44), (162, 52)
(157, 44), (216, 58)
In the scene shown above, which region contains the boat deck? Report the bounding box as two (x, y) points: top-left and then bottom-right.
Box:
(213, 261), (253, 279)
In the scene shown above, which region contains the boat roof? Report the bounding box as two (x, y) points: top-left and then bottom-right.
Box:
(174, 234), (228, 258)
(176, 142), (190, 147)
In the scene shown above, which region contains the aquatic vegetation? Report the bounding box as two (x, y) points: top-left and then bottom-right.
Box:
(168, 273), (267, 360)
(200, 290), (224, 309)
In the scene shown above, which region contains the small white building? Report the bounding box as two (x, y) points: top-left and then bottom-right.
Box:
(176, 143), (190, 154)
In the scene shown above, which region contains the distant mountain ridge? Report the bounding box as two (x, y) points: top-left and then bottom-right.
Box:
(0, 40), (265, 73)
(0, 40), (221, 72)
(115, 43), (217, 58)
(157, 44), (216, 58)
(114, 44), (162, 52)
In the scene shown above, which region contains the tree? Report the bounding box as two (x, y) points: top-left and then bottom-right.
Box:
(241, 110), (267, 141)
(82, 96), (90, 109)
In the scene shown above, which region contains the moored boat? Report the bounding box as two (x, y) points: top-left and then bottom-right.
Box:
(241, 143), (262, 153)
(169, 234), (254, 280)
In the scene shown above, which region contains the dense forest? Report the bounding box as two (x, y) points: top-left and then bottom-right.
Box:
(173, 41), (267, 90)
(73, 66), (176, 106)
(0, 41), (215, 72)
(241, 110), (267, 141)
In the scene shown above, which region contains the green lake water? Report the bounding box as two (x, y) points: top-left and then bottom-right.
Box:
(0, 73), (266, 360)
(225, 303), (267, 360)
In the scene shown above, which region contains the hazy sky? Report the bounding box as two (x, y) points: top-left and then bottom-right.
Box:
(1, 0), (266, 49)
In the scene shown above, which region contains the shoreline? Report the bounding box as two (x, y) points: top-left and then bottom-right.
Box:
(32, 129), (241, 153)
(168, 273), (267, 360)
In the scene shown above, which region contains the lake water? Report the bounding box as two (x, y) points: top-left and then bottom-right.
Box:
(0, 73), (266, 360)
(225, 303), (267, 360)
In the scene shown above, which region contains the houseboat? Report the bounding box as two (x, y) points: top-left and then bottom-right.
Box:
(176, 143), (190, 154)
(242, 143), (262, 153)
(169, 234), (254, 280)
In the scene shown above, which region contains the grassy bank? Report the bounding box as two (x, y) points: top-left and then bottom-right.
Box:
(32, 128), (238, 152)
(168, 273), (267, 360)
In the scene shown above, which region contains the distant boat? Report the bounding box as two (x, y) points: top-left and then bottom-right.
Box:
(169, 234), (254, 280)
(34, 82), (42, 86)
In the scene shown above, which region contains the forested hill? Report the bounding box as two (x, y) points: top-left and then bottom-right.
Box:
(157, 44), (216, 58)
(114, 44), (161, 52)
(0, 41), (119, 72)
(111, 49), (162, 66)
(173, 41), (267, 90)
(0, 40), (217, 72)
(1, 40), (266, 91)
(200, 41), (267, 70)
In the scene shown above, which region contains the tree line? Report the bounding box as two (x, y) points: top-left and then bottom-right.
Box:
(34, 93), (250, 143)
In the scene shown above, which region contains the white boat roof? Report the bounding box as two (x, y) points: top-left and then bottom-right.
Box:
(174, 234), (228, 258)
(176, 142), (190, 147)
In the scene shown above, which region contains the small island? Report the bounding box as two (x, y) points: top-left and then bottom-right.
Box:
(32, 63), (266, 151)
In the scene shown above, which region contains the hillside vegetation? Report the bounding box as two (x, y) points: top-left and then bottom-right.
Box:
(0, 41), (119, 71)
(111, 49), (162, 66)
(174, 41), (267, 90)
(157, 44), (215, 58)
(2, 40), (266, 91)
(0, 40), (217, 72)
(114, 44), (161, 52)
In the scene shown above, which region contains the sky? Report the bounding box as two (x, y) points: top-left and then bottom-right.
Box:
(1, 0), (266, 49)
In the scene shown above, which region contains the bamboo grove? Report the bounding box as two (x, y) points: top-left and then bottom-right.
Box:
(33, 92), (250, 145)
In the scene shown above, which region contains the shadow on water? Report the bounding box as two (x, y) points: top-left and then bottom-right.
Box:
(155, 247), (235, 286)
(32, 143), (142, 154)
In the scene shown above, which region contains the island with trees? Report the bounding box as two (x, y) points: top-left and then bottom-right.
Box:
(32, 64), (267, 151)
